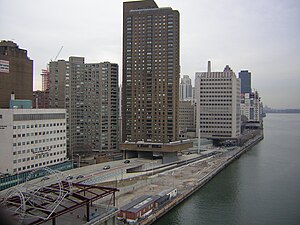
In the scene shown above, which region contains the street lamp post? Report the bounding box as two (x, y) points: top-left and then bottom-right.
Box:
(198, 128), (201, 154)
(172, 171), (175, 187)
(76, 154), (81, 168)
(151, 162), (154, 176)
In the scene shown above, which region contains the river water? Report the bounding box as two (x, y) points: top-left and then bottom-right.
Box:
(154, 113), (300, 225)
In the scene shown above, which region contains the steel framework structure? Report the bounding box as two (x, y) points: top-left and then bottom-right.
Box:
(0, 168), (118, 225)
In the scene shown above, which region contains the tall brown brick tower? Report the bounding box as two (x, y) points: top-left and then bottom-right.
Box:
(122, 0), (180, 144)
(0, 40), (33, 108)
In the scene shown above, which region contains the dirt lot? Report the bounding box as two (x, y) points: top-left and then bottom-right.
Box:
(115, 155), (228, 207)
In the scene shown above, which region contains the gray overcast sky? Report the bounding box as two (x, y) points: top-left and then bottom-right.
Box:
(1, 0), (299, 108)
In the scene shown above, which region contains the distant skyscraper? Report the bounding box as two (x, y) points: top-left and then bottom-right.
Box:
(180, 75), (192, 100)
(0, 40), (33, 108)
(195, 61), (241, 141)
(49, 57), (119, 157)
(122, 0), (180, 143)
(239, 70), (251, 94)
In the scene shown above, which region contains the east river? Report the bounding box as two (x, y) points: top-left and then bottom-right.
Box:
(154, 113), (300, 225)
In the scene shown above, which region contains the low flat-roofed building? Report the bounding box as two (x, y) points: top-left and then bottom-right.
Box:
(120, 140), (193, 163)
(118, 195), (160, 223)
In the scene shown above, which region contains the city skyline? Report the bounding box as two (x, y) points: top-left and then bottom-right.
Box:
(1, 0), (299, 108)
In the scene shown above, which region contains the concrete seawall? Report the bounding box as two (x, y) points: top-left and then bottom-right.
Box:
(140, 133), (264, 225)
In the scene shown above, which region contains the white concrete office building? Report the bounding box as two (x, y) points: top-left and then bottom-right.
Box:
(195, 61), (241, 140)
(0, 109), (67, 174)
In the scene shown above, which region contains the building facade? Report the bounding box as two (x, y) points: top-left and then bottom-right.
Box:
(239, 70), (251, 94)
(0, 109), (68, 175)
(85, 62), (119, 152)
(180, 75), (193, 100)
(195, 62), (241, 140)
(0, 40), (33, 108)
(49, 57), (119, 157)
(179, 100), (195, 132)
(241, 91), (261, 122)
(49, 59), (69, 109)
(122, 0), (180, 143)
(33, 90), (49, 109)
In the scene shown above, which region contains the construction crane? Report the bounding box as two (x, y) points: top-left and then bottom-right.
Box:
(40, 46), (64, 92)
(52, 46), (63, 61)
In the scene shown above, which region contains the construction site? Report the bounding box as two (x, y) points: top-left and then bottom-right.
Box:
(115, 132), (263, 224)
(0, 130), (263, 225)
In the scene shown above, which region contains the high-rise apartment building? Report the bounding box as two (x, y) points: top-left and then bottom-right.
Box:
(85, 62), (119, 152)
(195, 62), (241, 140)
(0, 40), (33, 108)
(49, 57), (119, 157)
(122, 0), (180, 143)
(239, 70), (251, 94)
(180, 75), (193, 100)
(241, 91), (261, 122)
(49, 59), (70, 109)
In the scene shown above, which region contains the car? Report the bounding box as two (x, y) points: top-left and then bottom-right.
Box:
(66, 175), (73, 180)
(103, 165), (110, 170)
(41, 176), (50, 181)
(124, 160), (130, 164)
(76, 175), (84, 179)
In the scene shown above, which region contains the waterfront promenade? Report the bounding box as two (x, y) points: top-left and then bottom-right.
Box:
(114, 131), (264, 225)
